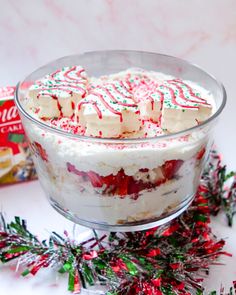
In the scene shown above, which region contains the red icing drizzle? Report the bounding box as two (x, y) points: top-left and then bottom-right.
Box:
(39, 69), (86, 96)
(56, 100), (63, 117)
(50, 67), (87, 95)
(78, 101), (102, 119)
(119, 80), (131, 92)
(90, 91), (123, 122)
(54, 84), (86, 95)
(160, 85), (198, 109)
(51, 69), (61, 78)
(156, 90), (165, 103)
(171, 79), (209, 104)
(136, 85), (164, 111)
(168, 80), (210, 106)
(101, 85), (137, 108)
(39, 87), (72, 94)
(124, 77), (132, 89)
(140, 91), (155, 110)
(37, 92), (64, 117)
(150, 97), (154, 110)
(64, 66), (85, 82)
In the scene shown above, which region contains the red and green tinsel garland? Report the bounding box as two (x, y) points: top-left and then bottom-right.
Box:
(0, 150), (236, 294)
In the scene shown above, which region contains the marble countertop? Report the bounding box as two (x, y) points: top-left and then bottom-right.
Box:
(0, 0), (236, 294)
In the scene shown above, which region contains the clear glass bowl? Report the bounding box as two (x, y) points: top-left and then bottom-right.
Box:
(15, 51), (226, 232)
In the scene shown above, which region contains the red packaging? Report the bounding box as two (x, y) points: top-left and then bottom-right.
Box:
(0, 86), (37, 185)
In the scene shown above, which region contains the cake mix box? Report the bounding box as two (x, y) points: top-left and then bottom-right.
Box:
(0, 86), (37, 185)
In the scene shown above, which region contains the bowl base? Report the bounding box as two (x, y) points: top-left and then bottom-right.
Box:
(49, 194), (195, 232)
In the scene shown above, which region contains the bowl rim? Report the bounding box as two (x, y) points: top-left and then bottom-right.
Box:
(14, 50), (227, 144)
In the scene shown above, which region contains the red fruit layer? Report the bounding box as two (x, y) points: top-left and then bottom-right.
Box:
(67, 159), (183, 198)
(31, 141), (48, 162)
(196, 147), (206, 160)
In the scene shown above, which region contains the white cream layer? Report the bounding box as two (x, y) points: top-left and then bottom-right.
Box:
(26, 119), (210, 176)
(34, 159), (201, 224)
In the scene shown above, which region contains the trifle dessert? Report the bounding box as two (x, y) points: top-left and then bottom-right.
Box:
(15, 51), (226, 231)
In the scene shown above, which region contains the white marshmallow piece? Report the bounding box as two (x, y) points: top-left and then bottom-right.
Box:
(134, 84), (162, 122)
(168, 79), (212, 123)
(159, 83), (202, 133)
(28, 77), (58, 101)
(51, 69), (87, 101)
(28, 66), (214, 137)
(78, 94), (122, 137)
(29, 66), (89, 120)
(36, 89), (74, 119)
(161, 103), (200, 133)
(77, 81), (141, 137)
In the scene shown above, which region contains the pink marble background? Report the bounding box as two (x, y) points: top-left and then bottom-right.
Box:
(0, 0), (235, 147)
(0, 1), (236, 293)
(0, 0), (235, 163)
(0, 0), (235, 85)
(1, 0), (235, 167)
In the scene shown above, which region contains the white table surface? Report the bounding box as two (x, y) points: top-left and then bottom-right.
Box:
(0, 175), (236, 294)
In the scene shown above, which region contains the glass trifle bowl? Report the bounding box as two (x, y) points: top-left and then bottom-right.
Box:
(15, 51), (226, 231)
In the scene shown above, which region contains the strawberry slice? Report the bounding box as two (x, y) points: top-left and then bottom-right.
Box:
(115, 169), (130, 196)
(118, 176), (130, 196)
(156, 178), (166, 186)
(67, 161), (184, 197)
(128, 178), (150, 195)
(67, 163), (86, 177)
(102, 174), (115, 186)
(87, 171), (103, 188)
(127, 177), (139, 195)
(161, 160), (183, 180)
(67, 163), (103, 187)
(34, 142), (48, 162)
(196, 147), (206, 160)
